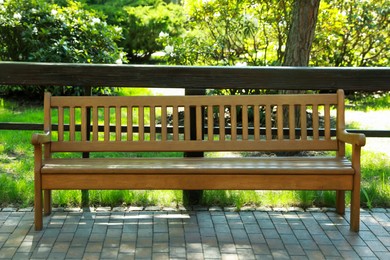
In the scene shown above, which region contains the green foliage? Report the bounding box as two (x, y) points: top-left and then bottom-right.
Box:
(157, 0), (388, 70)
(0, 0), (126, 97)
(159, 0), (292, 66)
(121, 1), (185, 63)
(312, 0), (389, 67)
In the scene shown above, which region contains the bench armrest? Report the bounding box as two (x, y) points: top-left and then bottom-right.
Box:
(31, 132), (51, 146)
(338, 130), (366, 147)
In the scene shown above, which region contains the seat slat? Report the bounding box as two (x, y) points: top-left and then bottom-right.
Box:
(41, 157), (354, 175)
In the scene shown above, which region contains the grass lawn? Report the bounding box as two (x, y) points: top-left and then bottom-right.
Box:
(0, 96), (389, 209)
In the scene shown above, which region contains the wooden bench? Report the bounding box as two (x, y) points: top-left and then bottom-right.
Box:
(32, 89), (365, 231)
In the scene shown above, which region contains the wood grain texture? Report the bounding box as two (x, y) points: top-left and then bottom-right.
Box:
(1, 62), (389, 90)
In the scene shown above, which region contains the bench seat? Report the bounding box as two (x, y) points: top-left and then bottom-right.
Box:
(41, 157), (354, 175)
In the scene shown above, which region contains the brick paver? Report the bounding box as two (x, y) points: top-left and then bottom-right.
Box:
(0, 208), (389, 259)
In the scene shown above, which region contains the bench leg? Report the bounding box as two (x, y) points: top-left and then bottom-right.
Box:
(350, 146), (361, 232)
(34, 186), (43, 231)
(336, 190), (345, 215)
(350, 186), (360, 232)
(44, 190), (52, 216)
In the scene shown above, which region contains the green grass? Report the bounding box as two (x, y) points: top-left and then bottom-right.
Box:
(1, 97), (389, 209)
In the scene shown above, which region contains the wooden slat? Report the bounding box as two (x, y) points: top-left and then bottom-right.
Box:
(69, 107), (75, 141)
(184, 106), (191, 141)
(300, 105), (307, 140)
(266, 105), (272, 140)
(161, 106), (167, 141)
(42, 174), (353, 190)
(289, 104), (296, 140)
(230, 106), (237, 140)
(207, 105), (213, 141)
(58, 107), (64, 142)
(312, 105), (319, 140)
(127, 106), (133, 141)
(115, 106), (121, 141)
(81, 106), (87, 141)
(196, 106), (202, 141)
(173, 106), (179, 141)
(277, 105), (283, 140)
(219, 105), (225, 141)
(324, 104), (331, 140)
(150, 106), (156, 141)
(242, 105), (249, 141)
(138, 106), (144, 141)
(41, 157), (354, 174)
(50, 139), (339, 152)
(92, 106), (98, 141)
(253, 106), (260, 141)
(104, 106), (110, 142)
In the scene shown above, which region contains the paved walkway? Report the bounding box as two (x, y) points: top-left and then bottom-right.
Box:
(0, 207), (389, 259)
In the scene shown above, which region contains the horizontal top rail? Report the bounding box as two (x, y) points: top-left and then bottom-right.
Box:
(0, 62), (389, 91)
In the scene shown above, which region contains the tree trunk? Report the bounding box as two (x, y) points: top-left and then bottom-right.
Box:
(283, 0), (320, 66)
(283, 0), (320, 128)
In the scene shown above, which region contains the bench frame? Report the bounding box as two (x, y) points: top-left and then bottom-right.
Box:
(32, 89), (365, 231)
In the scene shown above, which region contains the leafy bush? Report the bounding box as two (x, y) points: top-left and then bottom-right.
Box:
(0, 0), (126, 97)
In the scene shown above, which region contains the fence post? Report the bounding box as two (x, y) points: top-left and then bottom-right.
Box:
(183, 88), (205, 205)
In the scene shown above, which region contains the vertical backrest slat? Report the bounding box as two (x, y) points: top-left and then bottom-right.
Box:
(230, 105), (237, 141)
(138, 106), (144, 141)
(253, 105), (260, 141)
(277, 105), (283, 140)
(92, 106), (98, 141)
(312, 105), (319, 140)
(289, 104), (296, 140)
(184, 106), (191, 141)
(219, 105), (225, 141)
(207, 105), (213, 141)
(324, 104), (331, 140)
(196, 106), (202, 141)
(58, 107), (64, 142)
(115, 106), (122, 141)
(266, 105), (272, 140)
(81, 106), (87, 142)
(127, 106), (133, 141)
(173, 106), (179, 141)
(300, 105), (307, 140)
(69, 106), (75, 141)
(161, 106), (167, 141)
(242, 105), (249, 140)
(104, 106), (110, 142)
(150, 106), (156, 141)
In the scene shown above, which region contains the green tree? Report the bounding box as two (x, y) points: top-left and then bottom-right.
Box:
(0, 0), (125, 96)
(311, 0), (389, 67)
(121, 1), (184, 63)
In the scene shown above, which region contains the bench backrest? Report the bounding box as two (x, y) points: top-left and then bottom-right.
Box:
(43, 90), (345, 153)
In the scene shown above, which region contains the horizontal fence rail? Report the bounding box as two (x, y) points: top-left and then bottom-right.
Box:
(0, 62), (389, 138)
(1, 62), (390, 91)
(0, 123), (388, 138)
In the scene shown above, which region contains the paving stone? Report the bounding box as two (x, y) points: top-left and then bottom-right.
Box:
(255, 206), (272, 212)
(2, 207), (17, 212)
(371, 208), (387, 213)
(144, 206), (161, 211)
(95, 207), (111, 212)
(18, 207), (34, 212)
(224, 207), (238, 212)
(1, 207), (390, 259)
(112, 207), (126, 212)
